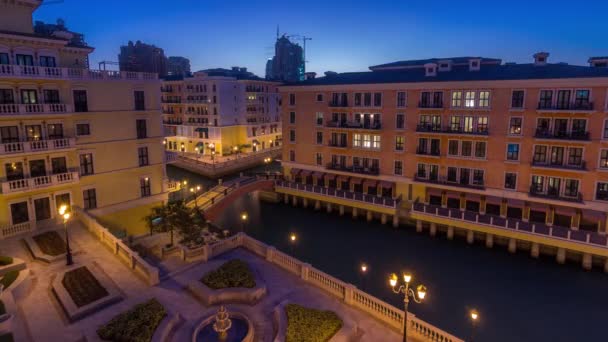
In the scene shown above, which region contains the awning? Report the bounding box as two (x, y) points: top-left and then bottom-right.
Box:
(554, 206), (576, 216)
(529, 201), (548, 212)
(363, 179), (378, 188)
(194, 127), (208, 133)
(380, 181), (394, 189)
(466, 193), (482, 202)
(290, 168), (301, 175)
(338, 175), (351, 183)
(324, 173), (338, 181)
(582, 210), (606, 222)
(351, 177), (364, 185)
(485, 196), (503, 206)
(312, 171), (325, 179)
(446, 191), (461, 200)
(507, 199), (525, 208)
(427, 188), (443, 198)
(300, 170), (313, 177)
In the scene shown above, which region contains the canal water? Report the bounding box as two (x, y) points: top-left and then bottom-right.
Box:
(168, 165), (608, 342)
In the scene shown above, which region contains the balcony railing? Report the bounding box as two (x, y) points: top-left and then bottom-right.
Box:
(414, 173), (485, 189)
(529, 186), (583, 203)
(161, 99), (182, 104)
(537, 102), (594, 111)
(0, 103), (71, 116)
(1, 171), (79, 194)
(0, 64), (157, 81)
(0, 138), (75, 156)
(328, 140), (348, 148)
(415, 148), (441, 156)
(325, 120), (382, 130)
(326, 163), (380, 176)
(534, 129), (590, 141)
(416, 124), (489, 135)
(531, 160), (587, 171)
(328, 101), (349, 107)
(418, 101), (443, 109)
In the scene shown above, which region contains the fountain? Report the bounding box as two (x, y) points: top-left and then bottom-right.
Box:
(193, 306), (253, 342)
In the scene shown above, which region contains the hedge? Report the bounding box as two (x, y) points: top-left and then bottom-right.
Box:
(0, 271), (19, 290)
(201, 259), (256, 289)
(97, 299), (166, 342)
(0, 256), (13, 266)
(286, 304), (342, 342)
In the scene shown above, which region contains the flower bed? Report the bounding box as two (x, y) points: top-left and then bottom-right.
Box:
(201, 259), (255, 289)
(97, 299), (166, 342)
(285, 304), (342, 342)
(32, 231), (66, 256)
(0, 271), (19, 290)
(62, 267), (109, 307)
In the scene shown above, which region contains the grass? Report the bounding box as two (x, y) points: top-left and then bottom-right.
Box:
(0, 271), (19, 290)
(0, 333), (13, 342)
(201, 259), (256, 289)
(61, 267), (108, 307)
(97, 299), (166, 342)
(33, 231), (66, 256)
(0, 256), (13, 266)
(285, 304), (343, 342)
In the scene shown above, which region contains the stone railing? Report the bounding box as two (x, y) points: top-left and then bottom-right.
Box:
(0, 221), (33, 240)
(0, 65), (157, 81)
(196, 233), (462, 342)
(75, 207), (160, 286)
(0, 103), (72, 116)
(175, 147), (281, 171)
(0, 138), (75, 156)
(1, 171), (79, 194)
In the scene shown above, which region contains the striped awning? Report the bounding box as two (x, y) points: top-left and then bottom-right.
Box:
(363, 179), (378, 188)
(290, 168), (301, 175)
(379, 181), (394, 189)
(351, 177), (364, 185)
(300, 169), (313, 177)
(324, 173), (338, 181)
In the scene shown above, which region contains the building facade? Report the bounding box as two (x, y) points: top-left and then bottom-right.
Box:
(266, 35), (304, 83)
(119, 40), (167, 77)
(279, 53), (608, 267)
(167, 56), (191, 77)
(0, 0), (166, 237)
(162, 67), (281, 157)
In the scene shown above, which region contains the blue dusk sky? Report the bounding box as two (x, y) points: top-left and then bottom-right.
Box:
(34, 0), (608, 76)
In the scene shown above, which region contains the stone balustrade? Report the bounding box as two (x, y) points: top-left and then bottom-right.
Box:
(0, 103), (71, 116)
(0, 64), (157, 81)
(1, 171), (79, 194)
(0, 138), (75, 156)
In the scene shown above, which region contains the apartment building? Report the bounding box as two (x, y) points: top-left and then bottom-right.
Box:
(279, 53), (608, 253)
(0, 0), (166, 237)
(162, 67), (282, 157)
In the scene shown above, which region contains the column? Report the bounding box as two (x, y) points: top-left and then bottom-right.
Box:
(314, 200), (321, 210)
(460, 193), (466, 211)
(500, 199), (507, 218)
(381, 213), (387, 225)
(485, 234), (493, 248)
(582, 253), (592, 270)
(339, 205), (345, 216)
(508, 238), (517, 253)
(366, 210), (373, 222)
(303, 198), (308, 208)
(546, 207), (554, 226)
(571, 210), (581, 230)
(447, 226), (454, 240)
(466, 230), (474, 244)
(326, 202), (332, 213)
(352, 207), (358, 219)
(530, 243), (540, 258)
(441, 191), (447, 208)
(344, 284), (355, 305)
(429, 222), (437, 237)
(392, 215), (399, 228)
(556, 248), (566, 264)
(523, 202), (530, 222)
(416, 220), (423, 233)
(480, 196), (486, 215)
(300, 263), (311, 281)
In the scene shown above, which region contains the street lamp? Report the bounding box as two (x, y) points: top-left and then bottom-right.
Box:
(470, 309), (479, 342)
(233, 145), (239, 158)
(240, 212), (248, 233)
(389, 272), (427, 342)
(58, 205), (73, 266)
(264, 157), (272, 173)
(252, 142), (257, 153)
(359, 263), (368, 290)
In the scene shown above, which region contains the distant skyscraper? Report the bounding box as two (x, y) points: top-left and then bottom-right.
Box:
(119, 40), (167, 76)
(167, 56), (191, 76)
(266, 35), (304, 82)
(265, 58), (274, 80)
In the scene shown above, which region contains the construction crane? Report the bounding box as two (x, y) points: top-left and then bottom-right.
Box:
(98, 61), (119, 71)
(286, 34), (313, 64)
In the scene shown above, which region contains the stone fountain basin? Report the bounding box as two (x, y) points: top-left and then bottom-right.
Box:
(192, 311), (254, 342)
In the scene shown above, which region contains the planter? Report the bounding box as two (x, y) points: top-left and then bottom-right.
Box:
(0, 258), (26, 277)
(24, 231), (80, 263)
(188, 269), (266, 306)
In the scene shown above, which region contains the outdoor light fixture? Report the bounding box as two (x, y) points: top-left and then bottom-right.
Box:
(58, 204), (73, 266)
(361, 263), (368, 273)
(290, 233), (297, 242)
(389, 272), (427, 342)
(470, 309), (479, 342)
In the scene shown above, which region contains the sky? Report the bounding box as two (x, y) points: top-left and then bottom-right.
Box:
(34, 0), (608, 77)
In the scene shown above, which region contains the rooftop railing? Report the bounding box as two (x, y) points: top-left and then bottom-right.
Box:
(0, 64), (157, 81)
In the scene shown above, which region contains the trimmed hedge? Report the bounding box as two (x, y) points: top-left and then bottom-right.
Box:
(97, 299), (166, 342)
(201, 259), (255, 289)
(62, 267), (108, 307)
(0, 333), (13, 342)
(0, 256), (13, 266)
(0, 271), (19, 290)
(33, 231), (66, 256)
(286, 304), (342, 342)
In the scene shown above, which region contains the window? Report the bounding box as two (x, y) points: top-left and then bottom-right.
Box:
(76, 123), (90, 136)
(289, 93), (296, 106)
(567, 147), (582, 166)
(396, 113), (405, 129)
(394, 160), (403, 175)
(596, 182), (608, 201)
(16, 54), (33, 66)
(138, 146), (149, 166)
(475, 141), (486, 158)
(373, 92), (382, 107)
(0, 89), (14, 104)
(316, 94), (324, 102)
(73, 90), (88, 112)
(354, 93), (362, 107)
(136, 119), (147, 139)
(43, 89), (60, 104)
(433, 92), (443, 107)
(10, 201), (29, 224)
(47, 123), (63, 139)
(39, 56), (56, 67)
(289, 111), (295, 124)
(472, 170), (484, 185)
(450, 116), (461, 131)
(316, 132), (323, 145)
(463, 116), (474, 132)
(511, 90), (524, 108)
(0, 126), (19, 143)
(572, 119), (587, 136)
(461, 141), (472, 156)
(451, 91), (462, 107)
(353, 134), (361, 148)
(420, 92), (431, 107)
(478, 91), (490, 107)
(556, 90), (571, 109)
(397, 92), (407, 107)
(477, 117), (488, 133)
(364, 93), (372, 106)
(550, 146), (564, 165)
(21, 89), (37, 104)
(289, 129), (295, 143)
(600, 150), (608, 169)
(315, 152), (323, 166)
(395, 136), (404, 151)
(533, 145), (547, 163)
(539, 90), (553, 109)
(140, 177), (151, 197)
(509, 117), (522, 135)
(0, 53), (9, 65)
(363, 134), (371, 148)
(134, 91), (145, 110)
(604, 120), (608, 139)
(447, 167), (458, 182)
(564, 179), (579, 197)
(315, 112), (323, 126)
(465, 91), (476, 107)
(416, 164), (427, 178)
(51, 157), (67, 174)
(79, 153), (94, 176)
(504, 173), (517, 190)
(289, 150), (295, 162)
(372, 135), (381, 149)
(448, 140), (459, 156)
(25, 124), (41, 141)
(574, 90), (590, 108)
(507, 143), (520, 161)
(83, 188), (97, 210)
(531, 175), (545, 192)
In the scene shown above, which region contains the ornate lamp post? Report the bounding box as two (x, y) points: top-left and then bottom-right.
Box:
(264, 157), (272, 173)
(58, 205), (73, 266)
(240, 212), (248, 233)
(359, 263), (368, 290)
(233, 145), (239, 158)
(190, 185), (202, 207)
(470, 309), (479, 342)
(252, 141), (257, 153)
(289, 232), (297, 255)
(389, 272), (427, 342)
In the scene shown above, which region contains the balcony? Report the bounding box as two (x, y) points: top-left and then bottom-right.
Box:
(529, 186), (582, 203)
(418, 101), (444, 109)
(0, 138), (75, 156)
(0, 103), (71, 116)
(0, 64), (157, 81)
(325, 120), (381, 130)
(161, 99), (182, 104)
(416, 124), (489, 136)
(534, 129), (590, 141)
(416, 148), (441, 156)
(1, 171), (79, 194)
(414, 173), (485, 190)
(328, 100), (349, 108)
(531, 160), (587, 171)
(328, 140), (348, 148)
(326, 163), (380, 176)
(537, 102), (594, 112)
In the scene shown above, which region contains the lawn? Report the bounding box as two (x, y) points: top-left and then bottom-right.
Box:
(201, 259), (255, 289)
(33, 231), (66, 256)
(285, 304), (343, 342)
(97, 299), (166, 342)
(0, 256), (13, 266)
(0, 270), (19, 290)
(62, 266), (108, 307)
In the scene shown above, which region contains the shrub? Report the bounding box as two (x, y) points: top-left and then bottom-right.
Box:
(0, 256), (13, 266)
(201, 259), (255, 289)
(0, 271), (19, 290)
(97, 299), (166, 342)
(62, 267), (108, 307)
(33, 231), (66, 256)
(0, 333), (13, 342)
(285, 304), (342, 342)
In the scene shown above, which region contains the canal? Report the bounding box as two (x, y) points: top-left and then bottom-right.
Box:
(168, 165), (607, 342)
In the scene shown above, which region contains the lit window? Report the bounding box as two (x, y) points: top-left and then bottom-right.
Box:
(478, 91), (490, 107)
(451, 91), (462, 107)
(363, 134), (371, 148)
(372, 135), (381, 149)
(465, 91), (476, 107)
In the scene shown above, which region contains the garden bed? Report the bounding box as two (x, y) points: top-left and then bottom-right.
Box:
(0, 257), (25, 278)
(62, 267), (109, 307)
(97, 299), (166, 342)
(201, 259), (256, 289)
(25, 230), (79, 263)
(0, 271), (20, 291)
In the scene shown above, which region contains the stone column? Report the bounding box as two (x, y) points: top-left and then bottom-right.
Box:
(530, 243), (540, 258)
(441, 191), (447, 208)
(344, 284), (355, 305)
(381, 213), (387, 225)
(430, 222), (437, 237)
(447, 226), (454, 240)
(556, 248), (566, 264)
(392, 215), (399, 228)
(480, 196), (486, 215)
(352, 207), (358, 219)
(339, 205), (345, 216)
(546, 207), (554, 226)
(500, 199), (507, 218)
(292, 196), (297, 207)
(303, 198), (308, 208)
(466, 230), (474, 244)
(485, 234), (493, 248)
(523, 202), (530, 222)
(571, 210), (581, 231)
(582, 253), (592, 270)
(366, 210), (373, 222)
(314, 200), (321, 211)
(416, 220), (423, 233)
(508, 238), (517, 253)
(301, 263), (311, 281)
(326, 202), (332, 213)
(460, 193), (466, 211)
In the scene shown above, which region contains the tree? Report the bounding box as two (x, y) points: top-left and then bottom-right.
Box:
(145, 201), (208, 248)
